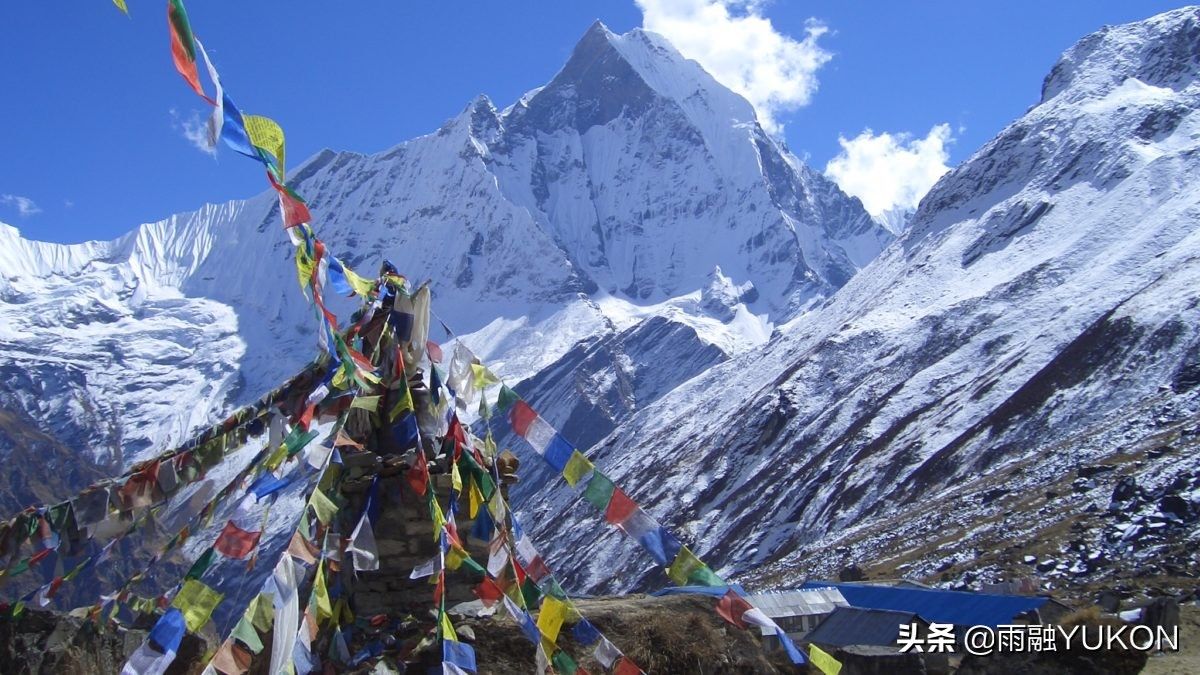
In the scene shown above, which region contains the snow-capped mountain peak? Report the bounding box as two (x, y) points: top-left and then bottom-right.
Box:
(0, 22), (886, 506)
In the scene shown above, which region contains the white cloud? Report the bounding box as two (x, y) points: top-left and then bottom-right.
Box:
(170, 107), (216, 157)
(1, 194), (41, 217)
(824, 124), (955, 218)
(635, 0), (831, 134)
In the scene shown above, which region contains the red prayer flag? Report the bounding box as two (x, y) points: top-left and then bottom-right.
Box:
(448, 416), (466, 459)
(268, 172), (312, 228)
(166, 0), (211, 103)
(426, 340), (443, 363)
(604, 487), (637, 526)
(509, 400), (538, 437)
(214, 520), (262, 559)
(406, 449), (429, 497)
(474, 578), (504, 607)
(715, 589), (753, 629)
(614, 657), (642, 675)
(524, 555), (550, 582)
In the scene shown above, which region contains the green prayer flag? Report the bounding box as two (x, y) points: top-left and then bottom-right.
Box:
(582, 471), (615, 511)
(496, 384), (520, 412)
(540, 576), (569, 600)
(247, 592), (274, 633)
(688, 564), (725, 587)
(284, 427), (319, 457)
(232, 615), (265, 654)
(552, 649), (578, 675)
(521, 578), (542, 608)
(186, 547), (216, 580)
(308, 489), (338, 525)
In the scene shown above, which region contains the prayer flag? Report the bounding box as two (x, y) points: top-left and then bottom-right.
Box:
(496, 384), (519, 412)
(716, 590), (753, 629)
(509, 400), (537, 436)
(604, 487), (637, 526)
(171, 579), (223, 633)
(244, 115), (286, 179)
(667, 546), (703, 586)
(347, 513), (379, 571)
(185, 548), (214, 580)
(314, 561), (333, 622)
(308, 489), (338, 525)
(525, 416), (555, 454)
(572, 618), (601, 646)
(562, 450), (594, 487)
(232, 615), (264, 654)
(149, 608), (187, 653)
(552, 650), (578, 675)
(410, 554), (439, 580)
(469, 363), (499, 390)
(543, 434), (573, 472)
(809, 644), (842, 675)
(214, 520), (261, 559)
(443, 640), (477, 673)
(582, 471), (615, 511)
(593, 638), (621, 669)
(113, 0), (129, 14)
(210, 640), (253, 675)
(167, 0), (207, 101)
(536, 596), (567, 646)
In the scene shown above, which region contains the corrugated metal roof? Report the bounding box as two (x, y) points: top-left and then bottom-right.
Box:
(805, 607), (924, 647)
(744, 588), (849, 618)
(800, 581), (1050, 627)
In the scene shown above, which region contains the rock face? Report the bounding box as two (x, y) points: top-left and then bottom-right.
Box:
(0, 21), (885, 515)
(515, 7), (1200, 595)
(0, 607), (205, 675)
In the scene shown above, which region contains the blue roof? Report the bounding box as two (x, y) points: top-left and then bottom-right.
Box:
(799, 582), (1050, 627)
(651, 584), (747, 598)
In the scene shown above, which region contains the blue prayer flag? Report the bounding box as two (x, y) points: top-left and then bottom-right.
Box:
(149, 608), (187, 652)
(572, 618), (601, 646)
(543, 434), (573, 472)
(443, 640), (478, 673)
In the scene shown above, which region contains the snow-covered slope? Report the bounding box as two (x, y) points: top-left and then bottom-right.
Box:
(0, 22), (885, 502)
(519, 7), (1200, 595)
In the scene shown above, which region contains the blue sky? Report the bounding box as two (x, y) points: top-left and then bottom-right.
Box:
(0, 1), (1186, 243)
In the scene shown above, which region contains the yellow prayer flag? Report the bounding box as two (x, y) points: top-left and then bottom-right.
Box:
(562, 450), (594, 487)
(667, 545), (704, 586)
(440, 612), (458, 641)
(308, 488), (338, 525)
(112, 0), (129, 14)
(446, 544), (468, 571)
(389, 387), (413, 421)
(430, 499), (445, 541)
(809, 644), (843, 675)
(295, 246), (314, 290)
(349, 395), (381, 412)
(451, 463), (463, 493)
(343, 266), (375, 297)
(172, 579), (224, 633)
(243, 115), (286, 179)
(470, 363), (500, 390)
(536, 596), (567, 646)
(314, 561), (333, 622)
(468, 481), (484, 519)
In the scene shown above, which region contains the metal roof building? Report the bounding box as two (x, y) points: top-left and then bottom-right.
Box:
(804, 607), (927, 647)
